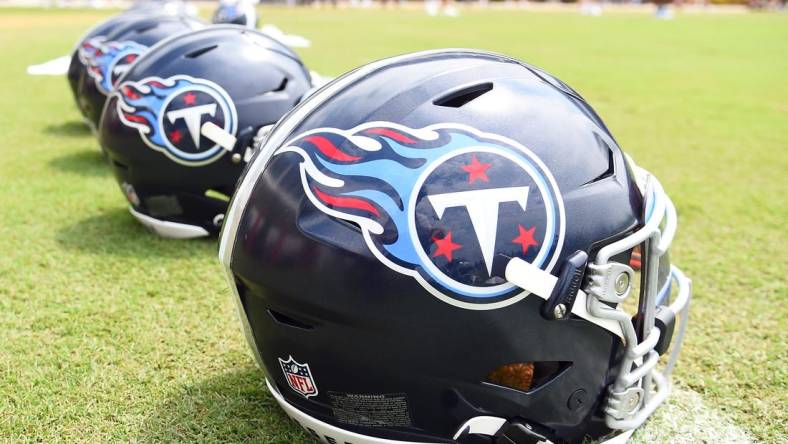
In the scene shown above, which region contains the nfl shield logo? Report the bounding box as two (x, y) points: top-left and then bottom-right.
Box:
(278, 356), (318, 398)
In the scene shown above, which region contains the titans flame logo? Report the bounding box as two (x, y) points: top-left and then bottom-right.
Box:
(79, 37), (148, 95)
(276, 122), (566, 309)
(77, 36), (105, 66)
(113, 75), (238, 166)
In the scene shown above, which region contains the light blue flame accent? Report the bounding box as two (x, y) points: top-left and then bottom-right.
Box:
(90, 41), (147, 94)
(121, 78), (194, 147)
(645, 186), (657, 221)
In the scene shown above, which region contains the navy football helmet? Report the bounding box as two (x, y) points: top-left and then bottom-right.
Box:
(99, 26), (312, 239)
(72, 14), (204, 134)
(212, 0), (258, 29)
(67, 7), (197, 125)
(219, 50), (692, 443)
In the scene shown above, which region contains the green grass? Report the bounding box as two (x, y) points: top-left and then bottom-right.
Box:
(1, 6), (786, 443)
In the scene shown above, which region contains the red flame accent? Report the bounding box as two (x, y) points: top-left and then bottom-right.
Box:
(304, 135), (360, 162)
(312, 186), (380, 217)
(122, 86), (140, 100)
(123, 113), (149, 124)
(365, 127), (416, 144)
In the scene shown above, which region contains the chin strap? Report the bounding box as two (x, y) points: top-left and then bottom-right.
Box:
(453, 417), (546, 444)
(201, 121), (237, 152)
(453, 416), (634, 444)
(200, 122), (274, 165)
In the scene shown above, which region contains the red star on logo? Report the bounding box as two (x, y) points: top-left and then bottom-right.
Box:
(182, 92), (197, 105)
(513, 225), (539, 254)
(169, 129), (182, 144)
(462, 154), (492, 184)
(432, 231), (462, 262)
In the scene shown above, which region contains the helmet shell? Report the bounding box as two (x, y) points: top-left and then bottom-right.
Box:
(224, 50), (644, 442)
(99, 26), (312, 234)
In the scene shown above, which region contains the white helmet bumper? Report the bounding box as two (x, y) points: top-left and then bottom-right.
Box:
(128, 206), (209, 239)
(268, 379), (636, 444)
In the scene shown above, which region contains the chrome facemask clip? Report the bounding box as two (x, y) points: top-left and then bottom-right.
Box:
(585, 261), (635, 304)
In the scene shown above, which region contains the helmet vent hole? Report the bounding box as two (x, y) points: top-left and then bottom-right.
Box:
(268, 309), (315, 331)
(185, 45), (218, 59)
(134, 23), (159, 34)
(433, 82), (493, 108)
(580, 141), (615, 186)
(273, 78), (289, 92)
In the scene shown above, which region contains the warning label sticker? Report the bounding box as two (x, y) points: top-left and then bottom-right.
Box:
(328, 392), (413, 428)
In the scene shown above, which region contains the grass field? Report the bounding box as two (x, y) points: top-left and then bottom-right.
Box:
(0, 6), (786, 443)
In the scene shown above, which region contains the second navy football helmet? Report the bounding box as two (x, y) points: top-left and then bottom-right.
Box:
(99, 26), (312, 238)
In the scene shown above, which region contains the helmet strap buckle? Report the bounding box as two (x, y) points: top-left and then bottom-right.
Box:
(541, 250), (588, 320)
(493, 420), (547, 444)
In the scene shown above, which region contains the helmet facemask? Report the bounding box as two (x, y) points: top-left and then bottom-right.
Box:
(584, 159), (691, 431)
(506, 157), (691, 436)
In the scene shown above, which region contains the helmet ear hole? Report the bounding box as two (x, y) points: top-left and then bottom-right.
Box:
(488, 362), (534, 392)
(487, 361), (571, 393)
